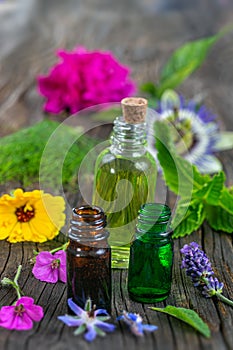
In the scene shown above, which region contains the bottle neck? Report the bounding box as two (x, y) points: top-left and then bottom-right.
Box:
(69, 205), (108, 242)
(136, 203), (172, 242)
(110, 116), (147, 157)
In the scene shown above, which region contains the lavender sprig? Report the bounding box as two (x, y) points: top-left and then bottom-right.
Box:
(180, 242), (233, 307)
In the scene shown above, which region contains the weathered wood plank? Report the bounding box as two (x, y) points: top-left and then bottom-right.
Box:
(0, 0), (233, 349)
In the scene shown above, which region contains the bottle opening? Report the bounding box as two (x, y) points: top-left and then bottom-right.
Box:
(74, 205), (102, 217)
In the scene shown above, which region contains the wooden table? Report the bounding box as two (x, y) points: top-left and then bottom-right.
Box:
(0, 1), (233, 349)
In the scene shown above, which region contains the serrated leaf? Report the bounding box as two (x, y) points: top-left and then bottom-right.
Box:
(205, 204), (233, 233)
(157, 35), (219, 97)
(172, 202), (205, 238)
(150, 306), (211, 338)
(219, 188), (233, 215)
(193, 171), (225, 205)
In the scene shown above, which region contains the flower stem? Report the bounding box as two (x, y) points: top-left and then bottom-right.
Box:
(50, 242), (68, 254)
(1, 265), (23, 299)
(13, 265), (23, 299)
(216, 293), (233, 307)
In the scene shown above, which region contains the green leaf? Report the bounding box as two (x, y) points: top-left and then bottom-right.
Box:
(154, 121), (204, 196)
(156, 35), (218, 97)
(219, 188), (233, 215)
(172, 201), (205, 238)
(205, 204), (233, 233)
(193, 171), (225, 205)
(150, 306), (211, 338)
(140, 81), (158, 98)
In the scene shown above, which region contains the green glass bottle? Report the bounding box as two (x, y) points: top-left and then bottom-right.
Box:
(92, 98), (157, 269)
(128, 203), (173, 303)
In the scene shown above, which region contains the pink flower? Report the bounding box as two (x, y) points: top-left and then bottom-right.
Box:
(0, 296), (44, 330)
(32, 250), (66, 283)
(37, 46), (136, 114)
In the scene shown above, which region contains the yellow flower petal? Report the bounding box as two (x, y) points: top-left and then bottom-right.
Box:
(0, 188), (66, 243)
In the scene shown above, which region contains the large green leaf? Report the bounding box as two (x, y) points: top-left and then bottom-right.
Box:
(219, 188), (233, 215)
(205, 204), (233, 233)
(172, 201), (205, 238)
(156, 35), (219, 96)
(154, 121), (206, 196)
(193, 171), (225, 205)
(150, 306), (211, 338)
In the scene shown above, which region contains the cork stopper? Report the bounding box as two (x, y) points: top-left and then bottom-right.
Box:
(121, 97), (148, 124)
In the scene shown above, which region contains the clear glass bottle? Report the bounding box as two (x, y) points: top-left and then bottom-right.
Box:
(67, 205), (111, 313)
(128, 203), (173, 303)
(92, 98), (157, 269)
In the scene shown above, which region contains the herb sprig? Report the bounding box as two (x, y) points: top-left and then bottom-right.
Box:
(154, 121), (233, 237)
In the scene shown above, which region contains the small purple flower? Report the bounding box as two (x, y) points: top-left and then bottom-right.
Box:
(117, 311), (158, 337)
(0, 296), (44, 331)
(202, 277), (224, 298)
(58, 298), (115, 342)
(32, 250), (66, 283)
(180, 242), (214, 287)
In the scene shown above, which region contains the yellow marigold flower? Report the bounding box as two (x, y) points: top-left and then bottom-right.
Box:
(0, 188), (66, 243)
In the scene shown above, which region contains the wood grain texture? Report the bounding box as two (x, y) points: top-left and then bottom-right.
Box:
(0, 0), (233, 349)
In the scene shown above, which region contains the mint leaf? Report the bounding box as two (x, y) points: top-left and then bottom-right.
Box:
(150, 306), (211, 338)
(172, 201), (205, 238)
(155, 120), (233, 236)
(193, 171), (225, 205)
(157, 35), (219, 97)
(205, 204), (233, 233)
(219, 188), (233, 215)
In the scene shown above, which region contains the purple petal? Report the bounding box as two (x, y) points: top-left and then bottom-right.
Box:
(84, 326), (97, 342)
(67, 298), (84, 316)
(25, 304), (44, 322)
(94, 309), (109, 317)
(58, 315), (83, 327)
(32, 262), (59, 283)
(16, 296), (34, 307)
(95, 320), (115, 332)
(34, 251), (55, 264)
(142, 324), (158, 332)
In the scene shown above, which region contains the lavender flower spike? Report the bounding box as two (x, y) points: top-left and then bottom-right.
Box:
(180, 242), (214, 287)
(180, 242), (233, 307)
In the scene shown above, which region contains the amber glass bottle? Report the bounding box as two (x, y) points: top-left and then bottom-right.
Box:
(92, 97), (157, 269)
(67, 205), (111, 313)
(128, 203), (173, 303)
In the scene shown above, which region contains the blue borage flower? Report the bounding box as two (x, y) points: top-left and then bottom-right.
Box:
(180, 242), (233, 307)
(58, 298), (115, 342)
(147, 90), (233, 174)
(117, 310), (158, 336)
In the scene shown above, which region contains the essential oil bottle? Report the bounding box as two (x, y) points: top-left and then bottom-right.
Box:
(128, 203), (173, 303)
(92, 97), (157, 268)
(67, 205), (111, 313)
